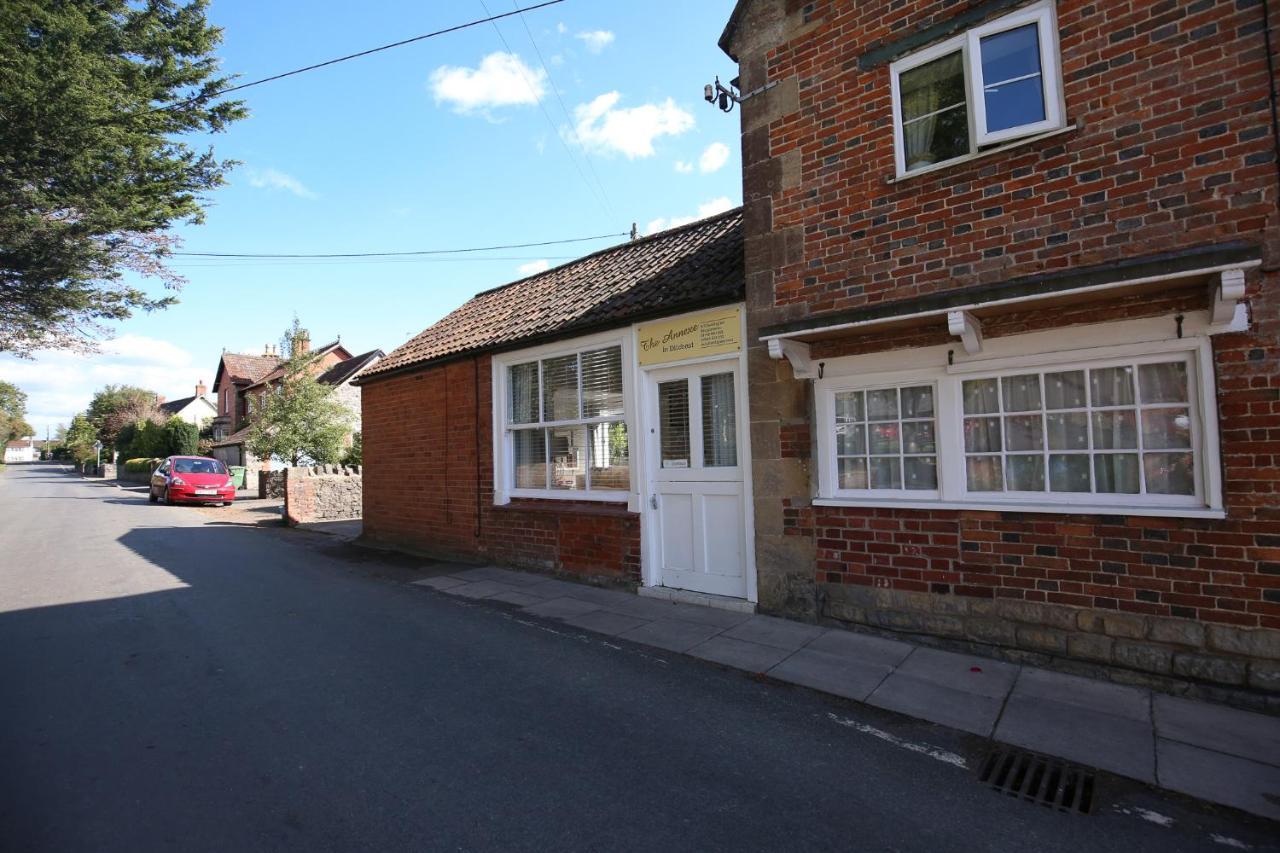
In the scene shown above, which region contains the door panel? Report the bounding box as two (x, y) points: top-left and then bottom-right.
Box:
(659, 492), (696, 573)
(701, 492), (744, 577)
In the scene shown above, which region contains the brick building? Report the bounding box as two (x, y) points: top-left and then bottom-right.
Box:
(721, 0), (1279, 697)
(357, 212), (749, 593)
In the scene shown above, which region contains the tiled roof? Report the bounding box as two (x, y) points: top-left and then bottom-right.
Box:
(221, 352), (281, 384)
(159, 395), (196, 415)
(245, 341), (351, 391)
(211, 424), (251, 448)
(317, 349), (384, 386)
(359, 208), (744, 381)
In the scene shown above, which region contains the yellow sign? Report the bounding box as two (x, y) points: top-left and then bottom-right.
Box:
(636, 307), (741, 366)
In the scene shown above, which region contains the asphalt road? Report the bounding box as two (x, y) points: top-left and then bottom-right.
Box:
(0, 463), (1274, 852)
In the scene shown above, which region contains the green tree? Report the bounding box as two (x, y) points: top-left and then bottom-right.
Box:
(246, 356), (354, 466)
(161, 416), (198, 456)
(0, 380), (32, 441)
(340, 432), (362, 466)
(0, 1), (246, 356)
(63, 413), (98, 464)
(87, 385), (160, 454)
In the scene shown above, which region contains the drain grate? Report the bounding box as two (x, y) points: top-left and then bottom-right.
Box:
(979, 747), (1095, 815)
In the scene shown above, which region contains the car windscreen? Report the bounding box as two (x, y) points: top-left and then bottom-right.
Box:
(173, 459), (226, 475)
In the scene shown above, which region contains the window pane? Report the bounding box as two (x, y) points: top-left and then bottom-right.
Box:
(901, 386), (935, 418)
(900, 52), (969, 171)
(869, 422), (901, 455)
(1139, 362), (1188, 404)
(963, 379), (1000, 414)
(1004, 414), (1042, 451)
(701, 373), (738, 467)
(513, 428), (547, 489)
(1049, 454), (1091, 492)
(1006, 455), (1045, 491)
(904, 456), (938, 490)
(1002, 374), (1042, 412)
(509, 362), (540, 424)
(1142, 408), (1192, 450)
(1044, 371), (1086, 410)
(838, 457), (868, 490)
(835, 390), (864, 422)
(867, 389), (899, 421)
(980, 24), (1045, 132)
(870, 457), (902, 489)
(965, 417), (1002, 452)
(541, 355), (579, 421)
(581, 347), (624, 418)
(549, 426), (587, 490)
(967, 456), (1003, 491)
(1090, 366), (1135, 407)
(902, 421), (936, 454)
(1046, 412), (1088, 450)
(836, 423), (866, 456)
(589, 422), (629, 491)
(1091, 410), (1137, 449)
(659, 380), (690, 469)
(1144, 452), (1195, 495)
(1095, 454), (1140, 494)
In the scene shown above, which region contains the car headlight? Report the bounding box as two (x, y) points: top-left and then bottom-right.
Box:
(171, 476), (186, 486)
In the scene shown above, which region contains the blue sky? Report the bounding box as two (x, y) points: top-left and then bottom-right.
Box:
(2, 0), (742, 436)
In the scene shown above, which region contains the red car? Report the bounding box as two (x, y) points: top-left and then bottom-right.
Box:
(148, 455), (236, 506)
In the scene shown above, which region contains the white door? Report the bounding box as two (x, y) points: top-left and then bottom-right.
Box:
(645, 361), (747, 598)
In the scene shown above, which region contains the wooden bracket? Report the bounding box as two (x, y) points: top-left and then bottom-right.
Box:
(766, 338), (819, 379)
(947, 310), (984, 355)
(1207, 268), (1249, 334)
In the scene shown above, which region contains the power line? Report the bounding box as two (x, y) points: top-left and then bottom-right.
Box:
(172, 232), (626, 258)
(132, 1), (566, 118)
(476, 0), (614, 220)
(169, 255), (580, 268)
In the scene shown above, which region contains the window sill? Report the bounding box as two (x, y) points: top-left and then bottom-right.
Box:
(888, 123), (1077, 185)
(496, 496), (637, 518)
(812, 496), (1225, 520)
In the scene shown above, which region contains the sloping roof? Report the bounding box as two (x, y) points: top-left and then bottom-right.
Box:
(5, 440), (38, 449)
(244, 341), (353, 392)
(211, 424), (251, 448)
(317, 349), (384, 386)
(360, 208), (744, 382)
(220, 352), (281, 385)
(158, 395), (213, 415)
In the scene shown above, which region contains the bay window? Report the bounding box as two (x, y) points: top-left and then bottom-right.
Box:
(501, 340), (630, 499)
(890, 0), (1064, 177)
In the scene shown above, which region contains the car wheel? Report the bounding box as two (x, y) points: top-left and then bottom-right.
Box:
(148, 488), (158, 504)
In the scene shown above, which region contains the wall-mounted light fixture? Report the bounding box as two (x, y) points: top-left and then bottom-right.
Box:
(703, 76), (779, 114)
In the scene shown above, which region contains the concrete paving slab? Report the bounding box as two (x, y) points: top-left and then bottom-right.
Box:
(722, 614), (826, 651)
(868, 673), (1005, 737)
(1011, 668), (1150, 723)
(560, 610), (652, 637)
(487, 590), (549, 607)
(1157, 738), (1280, 821)
(440, 580), (519, 600)
(662, 601), (754, 629)
(522, 577), (595, 598)
(804, 630), (914, 667)
(688, 636), (794, 672)
(768, 648), (892, 702)
(521, 596), (603, 620)
(1153, 694), (1280, 764)
(553, 584), (639, 608)
(995, 695), (1156, 783)
(594, 595), (706, 623)
(411, 576), (467, 590)
(617, 619), (725, 653)
(895, 648), (1019, 699)
(452, 566), (548, 587)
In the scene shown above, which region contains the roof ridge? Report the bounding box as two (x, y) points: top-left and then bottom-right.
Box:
(473, 205), (743, 299)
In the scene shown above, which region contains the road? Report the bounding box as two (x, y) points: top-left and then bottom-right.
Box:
(0, 463), (1273, 852)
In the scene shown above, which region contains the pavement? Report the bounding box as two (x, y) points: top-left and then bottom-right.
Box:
(418, 567), (1280, 821)
(1, 462), (1276, 851)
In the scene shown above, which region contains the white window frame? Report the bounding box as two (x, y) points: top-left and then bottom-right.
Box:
(829, 379), (943, 500)
(814, 317), (1224, 518)
(889, 0), (1065, 177)
(491, 329), (636, 504)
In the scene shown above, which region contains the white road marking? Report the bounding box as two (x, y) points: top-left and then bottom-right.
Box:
(1210, 834), (1251, 850)
(827, 713), (968, 769)
(1113, 806), (1174, 827)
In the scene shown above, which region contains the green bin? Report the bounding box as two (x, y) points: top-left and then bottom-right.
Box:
(229, 466), (246, 489)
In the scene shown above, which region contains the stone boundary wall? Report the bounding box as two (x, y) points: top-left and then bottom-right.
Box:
(283, 465), (362, 525)
(259, 470), (285, 499)
(824, 585), (1280, 713)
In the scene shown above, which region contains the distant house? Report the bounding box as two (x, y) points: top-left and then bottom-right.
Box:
(4, 439), (44, 463)
(208, 332), (382, 485)
(157, 381), (217, 428)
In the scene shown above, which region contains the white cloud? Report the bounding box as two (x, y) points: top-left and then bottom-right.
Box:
(575, 30), (615, 53)
(699, 142), (731, 173)
(557, 22), (567, 34)
(0, 335), (206, 436)
(247, 168), (316, 199)
(517, 259), (550, 276)
(568, 92), (694, 159)
(674, 160), (694, 174)
(429, 52), (545, 115)
(643, 197), (734, 236)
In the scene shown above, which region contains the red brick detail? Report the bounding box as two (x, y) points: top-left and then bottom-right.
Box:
(779, 422), (811, 459)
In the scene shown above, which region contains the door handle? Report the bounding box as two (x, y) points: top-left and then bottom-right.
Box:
(650, 494), (658, 510)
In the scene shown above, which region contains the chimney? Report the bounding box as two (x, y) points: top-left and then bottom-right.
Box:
(264, 344), (270, 354)
(294, 329), (311, 356)
(196, 379), (207, 397)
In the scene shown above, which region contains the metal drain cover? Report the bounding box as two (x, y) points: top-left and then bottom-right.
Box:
(979, 747), (1095, 814)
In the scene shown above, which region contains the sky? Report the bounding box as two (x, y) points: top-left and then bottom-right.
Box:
(1, 0), (743, 438)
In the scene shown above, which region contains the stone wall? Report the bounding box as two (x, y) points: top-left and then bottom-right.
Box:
(259, 470), (285, 499)
(283, 464), (363, 525)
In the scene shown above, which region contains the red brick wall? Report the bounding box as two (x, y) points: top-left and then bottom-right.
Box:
(730, 0), (1280, 651)
(360, 357), (640, 581)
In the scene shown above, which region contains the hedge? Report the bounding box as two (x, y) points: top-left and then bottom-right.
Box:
(124, 457), (163, 473)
